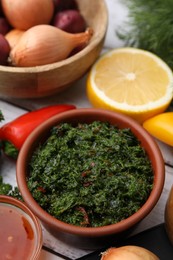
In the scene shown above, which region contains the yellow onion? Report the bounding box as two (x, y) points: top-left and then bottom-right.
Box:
(9, 25), (93, 67)
(101, 246), (159, 260)
(1, 0), (54, 30)
(165, 185), (173, 245)
(5, 29), (25, 49)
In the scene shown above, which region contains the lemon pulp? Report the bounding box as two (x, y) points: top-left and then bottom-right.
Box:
(87, 48), (173, 123)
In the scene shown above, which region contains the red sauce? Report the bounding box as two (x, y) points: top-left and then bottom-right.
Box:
(0, 204), (35, 260)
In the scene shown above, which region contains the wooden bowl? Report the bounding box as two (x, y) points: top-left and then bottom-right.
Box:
(16, 108), (165, 249)
(0, 0), (108, 98)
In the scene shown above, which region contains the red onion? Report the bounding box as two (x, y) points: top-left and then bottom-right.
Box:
(0, 34), (10, 65)
(53, 0), (78, 12)
(53, 9), (86, 33)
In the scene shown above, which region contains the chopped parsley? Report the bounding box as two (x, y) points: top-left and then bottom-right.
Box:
(28, 121), (153, 227)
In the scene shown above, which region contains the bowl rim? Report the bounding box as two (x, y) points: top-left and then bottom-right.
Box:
(0, 0), (108, 73)
(16, 108), (165, 237)
(0, 195), (43, 258)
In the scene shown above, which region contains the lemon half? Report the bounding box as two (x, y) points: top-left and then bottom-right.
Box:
(87, 48), (173, 124)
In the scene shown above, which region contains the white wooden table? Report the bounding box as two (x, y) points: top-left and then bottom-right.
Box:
(0, 1), (173, 259)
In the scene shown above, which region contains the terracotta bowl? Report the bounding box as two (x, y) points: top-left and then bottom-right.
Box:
(0, 0), (108, 98)
(16, 109), (165, 249)
(0, 195), (43, 259)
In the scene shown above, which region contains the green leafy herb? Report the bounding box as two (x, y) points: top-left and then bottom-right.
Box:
(28, 121), (153, 227)
(0, 110), (4, 122)
(0, 110), (22, 200)
(2, 141), (19, 159)
(9, 187), (23, 200)
(0, 176), (22, 199)
(118, 0), (173, 67)
(0, 176), (12, 195)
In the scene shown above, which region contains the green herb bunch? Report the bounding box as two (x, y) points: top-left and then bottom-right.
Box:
(118, 0), (173, 68)
(0, 111), (22, 199)
(0, 110), (4, 122)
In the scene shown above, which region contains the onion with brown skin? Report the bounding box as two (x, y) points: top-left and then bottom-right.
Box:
(165, 185), (173, 245)
(101, 246), (159, 260)
(1, 0), (54, 30)
(5, 29), (24, 49)
(9, 25), (93, 67)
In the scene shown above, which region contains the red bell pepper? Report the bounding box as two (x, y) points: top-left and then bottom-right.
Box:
(0, 104), (76, 159)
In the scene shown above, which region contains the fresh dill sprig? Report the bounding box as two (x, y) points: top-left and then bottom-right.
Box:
(117, 0), (173, 68)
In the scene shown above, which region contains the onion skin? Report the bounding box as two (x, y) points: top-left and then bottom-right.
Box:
(5, 29), (25, 49)
(1, 0), (54, 30)
(9, 25), (93, 67)
(165, 185), (173, 245)
(101, 246), (159, 260)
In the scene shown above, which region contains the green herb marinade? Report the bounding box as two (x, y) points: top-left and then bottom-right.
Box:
(28, 121), (153, 227)
(118, 0), (173, 68)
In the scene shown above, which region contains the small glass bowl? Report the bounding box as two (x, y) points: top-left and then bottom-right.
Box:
(0, 195), (43, 260)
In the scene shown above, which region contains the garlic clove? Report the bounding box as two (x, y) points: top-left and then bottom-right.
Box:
(9, 25), (93, 67)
